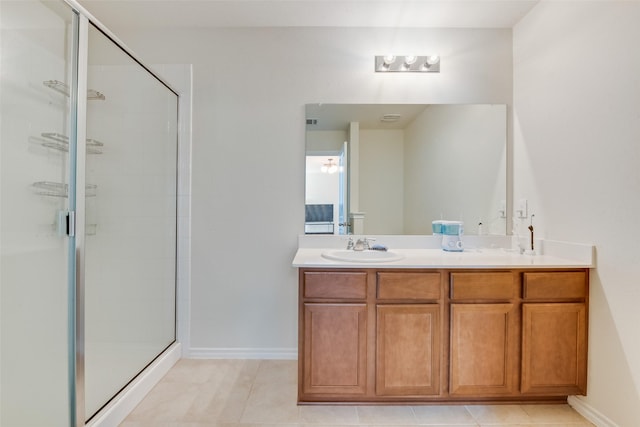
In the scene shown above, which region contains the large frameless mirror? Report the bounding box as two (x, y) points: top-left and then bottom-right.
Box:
(305, 104), (507, 236)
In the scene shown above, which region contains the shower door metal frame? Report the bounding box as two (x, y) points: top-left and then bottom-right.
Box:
(71, 11), (89, 427)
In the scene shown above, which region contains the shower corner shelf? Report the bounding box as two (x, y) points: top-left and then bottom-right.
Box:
(39, 132), (104, 155)
(32, 181), (97, 198)
(43, 79), (106, 101)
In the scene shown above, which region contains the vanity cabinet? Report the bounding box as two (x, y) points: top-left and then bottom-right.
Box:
(298, 267), (589, 404)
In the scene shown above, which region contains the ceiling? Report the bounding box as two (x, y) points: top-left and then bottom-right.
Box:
(76, 0), (539, 29)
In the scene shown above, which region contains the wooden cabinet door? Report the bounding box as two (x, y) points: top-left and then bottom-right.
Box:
(376, 304), (440, 396)
(302, 303), (367, 395)
(521, 303), (587, 395)
(450, 303), (518, 396)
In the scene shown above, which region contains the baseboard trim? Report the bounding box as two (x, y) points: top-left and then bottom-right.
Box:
(188, 347), (298, 360)
(568, 396), (619, 427)
(87, 342), (181, 427)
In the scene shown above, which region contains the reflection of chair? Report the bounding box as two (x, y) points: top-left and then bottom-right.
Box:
(305, 204), (334, 234)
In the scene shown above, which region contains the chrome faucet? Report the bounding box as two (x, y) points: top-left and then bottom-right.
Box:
(353, 237), (375, 251)
(346, 237), (354, 250)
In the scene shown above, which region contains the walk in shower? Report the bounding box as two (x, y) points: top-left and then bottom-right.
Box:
(1, 1), (179, 425)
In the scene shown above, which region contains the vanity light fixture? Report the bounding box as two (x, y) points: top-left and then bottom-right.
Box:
(321, 158), (338, 174)
(375, 55), (440, 73)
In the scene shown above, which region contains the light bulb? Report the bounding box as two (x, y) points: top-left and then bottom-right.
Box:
(426, 55), (440, 65)
(404, 55), (417, 65)
(401, 56), (417, 71)
(383, 55), (396, 65)
(321, 165), (328, 173)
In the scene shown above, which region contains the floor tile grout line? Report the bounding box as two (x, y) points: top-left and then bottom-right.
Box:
(237, 359), (262, 424)
(462, 404), (481, 426)
(213, 359), (250, 424)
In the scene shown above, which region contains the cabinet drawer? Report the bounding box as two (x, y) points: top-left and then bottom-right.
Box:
(377, 272), (441, 300)
(303, 271), (367, 299)
(523, 271), (587, 300)
(451, 272), (517, 300)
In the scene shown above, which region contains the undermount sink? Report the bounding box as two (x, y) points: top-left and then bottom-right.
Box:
(321, 249), (404, 263)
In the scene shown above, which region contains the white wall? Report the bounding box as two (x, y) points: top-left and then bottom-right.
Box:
(306, 130), (346, 154)
(513, 3), (640, 426)
(113, 27), (513, 356)
(404, 104), (507, 235)
(359, 129), (404, 234)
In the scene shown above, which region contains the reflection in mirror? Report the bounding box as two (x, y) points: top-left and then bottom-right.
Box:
(305, 104), (507, 236)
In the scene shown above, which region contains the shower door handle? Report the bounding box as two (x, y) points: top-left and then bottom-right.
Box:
(57, 210), (76, 237)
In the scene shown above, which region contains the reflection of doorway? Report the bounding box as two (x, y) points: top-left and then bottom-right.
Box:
(305, 144), (348, 234)
(338, 142), (348, 234)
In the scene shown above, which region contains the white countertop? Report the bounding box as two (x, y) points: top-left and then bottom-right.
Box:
(292, 248), (591, 269)
(292, 236), (595, 269)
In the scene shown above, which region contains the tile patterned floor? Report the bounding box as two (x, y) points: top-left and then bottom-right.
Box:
(121, 359), (594, 427)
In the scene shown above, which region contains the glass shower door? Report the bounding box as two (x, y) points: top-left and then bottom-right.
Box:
(0, 1), (77, 425)
(83, 24), (178, 421)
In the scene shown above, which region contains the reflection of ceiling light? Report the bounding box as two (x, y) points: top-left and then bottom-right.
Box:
(375, 55), (440, 73)
(321, 158), (338, 174)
